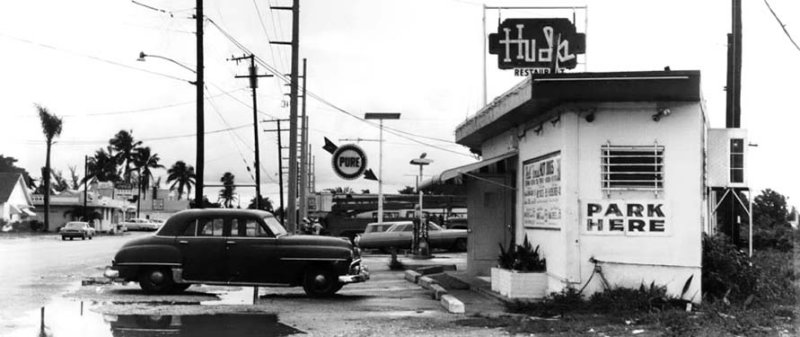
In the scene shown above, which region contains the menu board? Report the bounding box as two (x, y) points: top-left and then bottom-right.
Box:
(522, 152), (561, 229)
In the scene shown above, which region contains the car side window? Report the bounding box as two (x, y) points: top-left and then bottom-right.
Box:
(396, 224), (412, 232)
(198, 218), (224, 236)
(231, 218), (271, 237)
(181, 220), (198, 236)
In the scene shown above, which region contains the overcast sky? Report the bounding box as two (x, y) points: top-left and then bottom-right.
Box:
(1, 0), (798, 209)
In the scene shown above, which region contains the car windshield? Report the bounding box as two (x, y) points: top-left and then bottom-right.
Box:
(263, 216), (287, 237)
(65, 222), (85, 229)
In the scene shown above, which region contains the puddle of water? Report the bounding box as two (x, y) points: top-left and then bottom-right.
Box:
(201, 286), (258, 306)
(6, 297), (303, 337)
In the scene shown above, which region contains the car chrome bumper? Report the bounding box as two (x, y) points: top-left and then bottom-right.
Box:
(103, 266), (120, 279)
(339, 259), (369, 284)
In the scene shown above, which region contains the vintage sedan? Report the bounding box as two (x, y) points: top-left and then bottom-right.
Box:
(104, 209), (368, 297)
(356, 221), (467, 252)
(60, 221), (96, 240)
(121, 218), (159, 231)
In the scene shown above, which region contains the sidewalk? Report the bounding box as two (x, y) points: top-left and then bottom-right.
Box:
(396, 254), (509, 316)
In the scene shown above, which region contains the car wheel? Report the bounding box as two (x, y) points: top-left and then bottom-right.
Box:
(138, 268), (176, 294)
(61, 236), (66, 241)
(82, 234), (86, 240)
(302, 266), (340, 297)
(451, 238), (467, 252)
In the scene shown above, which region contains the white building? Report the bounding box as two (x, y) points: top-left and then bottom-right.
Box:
(0, 173), (36, 225)
(424, 70), (745, 302)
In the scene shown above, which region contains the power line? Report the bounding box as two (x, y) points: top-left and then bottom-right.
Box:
(206, 19), (472, 158)
(0, 33), (193, 84)
(763, 0), (800, 53)
(252, 0), (288, 96)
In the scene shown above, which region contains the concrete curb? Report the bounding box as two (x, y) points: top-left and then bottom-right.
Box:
(440, 294), (465, 313)
(404, 270), (421, 283)
(403, 270), (465, 314)
(430, 284), (448, 300)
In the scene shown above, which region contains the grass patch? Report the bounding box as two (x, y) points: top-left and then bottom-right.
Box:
(501, 247), (798, 336)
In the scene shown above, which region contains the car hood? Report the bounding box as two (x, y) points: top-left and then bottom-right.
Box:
(278, 234), (353, 248)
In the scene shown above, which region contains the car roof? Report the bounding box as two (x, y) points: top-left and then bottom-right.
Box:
(366, 221), (409, 227)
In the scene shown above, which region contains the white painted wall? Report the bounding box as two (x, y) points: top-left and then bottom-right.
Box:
(508, 101), (705, 301)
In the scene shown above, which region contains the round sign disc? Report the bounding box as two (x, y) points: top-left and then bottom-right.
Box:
(331, 144), (368, 180)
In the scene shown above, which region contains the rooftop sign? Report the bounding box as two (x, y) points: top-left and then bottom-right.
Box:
(488, 18), (585, 75)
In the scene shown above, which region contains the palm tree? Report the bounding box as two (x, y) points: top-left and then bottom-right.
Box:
(84, 146), (121, 184)
(218, 172), (236, 208)
(51, 170), (70, 192)
(133, 147), (164, 200)
(36, 104), (63, 232)
(109, 130), (142, 183)
(167, 161), (196, 200)
(68, 165), (81, 190)
(247, 196), (274, 213)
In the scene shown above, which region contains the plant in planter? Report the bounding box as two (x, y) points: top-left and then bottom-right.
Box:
(491, 235), (548, 299)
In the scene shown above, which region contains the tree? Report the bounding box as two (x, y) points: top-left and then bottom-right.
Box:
(109, 130), (142, 183)
(752, 189), (796, 251)
(218, 172), (236, 208)
(398, 186), (415, 194)
(84, 146), (121, 184)
(133, 146), (164, 200)
(166, 161), (196, 200)
(51, 170), (70, 192)
(247, 196), (274, 213)
(36, 104), (63, 232)
(324, 186), (354, 195)
(68, 165), (81, 190)
(0, 155), (35, 188)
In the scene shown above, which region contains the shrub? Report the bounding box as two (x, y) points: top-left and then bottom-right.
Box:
(496, 235), (546, 272)
(702, 233), (760, 302)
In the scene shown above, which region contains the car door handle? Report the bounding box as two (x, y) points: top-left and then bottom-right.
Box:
(178, 240), (188, 244)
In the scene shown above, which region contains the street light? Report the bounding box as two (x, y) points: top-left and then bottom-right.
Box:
(410, 153), (432, 256)
(137, 52), (197, 75)
(364, 112), (401, 224)
(137, 50), (204, 208)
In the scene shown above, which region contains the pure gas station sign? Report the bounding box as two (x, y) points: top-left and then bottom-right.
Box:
(331, 144), (367, 180)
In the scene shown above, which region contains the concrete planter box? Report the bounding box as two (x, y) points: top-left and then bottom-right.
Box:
(491, 267), (547, 299)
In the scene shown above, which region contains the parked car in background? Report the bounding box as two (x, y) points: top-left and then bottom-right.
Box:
(444, 217), (468, 229)
(356, 221), (467, 252)
(121, 218), (159, 231)
(104, 209), (369, 297)
(60, 221), (96, 240)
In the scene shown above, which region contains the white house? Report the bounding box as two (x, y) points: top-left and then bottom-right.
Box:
(422, 70), (744, 303)
(0, 173), (36, 225)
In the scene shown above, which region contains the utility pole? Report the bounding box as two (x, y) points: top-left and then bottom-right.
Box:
(231, 54), (274, 210)
(299, 59), (309, 221)
(83, 155), (88, 222)
(194, 0), (205, 207)
(270, 1), (300, 233)
(264, 119), (290, 226)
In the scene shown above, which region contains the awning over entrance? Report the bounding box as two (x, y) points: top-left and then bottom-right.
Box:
(420, 151), (518, 191)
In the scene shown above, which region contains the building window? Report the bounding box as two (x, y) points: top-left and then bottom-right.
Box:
(601, 144), (664, 192)
(730, 138), (744, 183)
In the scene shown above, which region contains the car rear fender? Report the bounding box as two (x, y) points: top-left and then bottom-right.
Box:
(114, 244), (182, 267)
